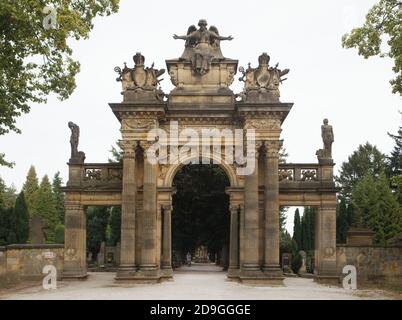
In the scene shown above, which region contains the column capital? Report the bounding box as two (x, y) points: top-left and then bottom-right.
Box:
(161, 204), (172, 212)
(229, 204), (240, 213)
(118, 140), (138, 157)
(263, 139), (283, 158)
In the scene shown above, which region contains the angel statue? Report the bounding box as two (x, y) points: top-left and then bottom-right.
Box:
(173, 19), (233, 75)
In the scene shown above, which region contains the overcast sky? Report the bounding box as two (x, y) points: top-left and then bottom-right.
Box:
(0, 0), (400, 233)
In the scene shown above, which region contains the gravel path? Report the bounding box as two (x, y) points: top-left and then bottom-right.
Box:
(0, 264), (394, 300)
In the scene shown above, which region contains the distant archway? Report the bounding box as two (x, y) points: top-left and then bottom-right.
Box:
(171, 164), (230, 270)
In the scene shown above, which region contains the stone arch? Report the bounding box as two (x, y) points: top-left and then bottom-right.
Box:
(163, 154), (239, 188)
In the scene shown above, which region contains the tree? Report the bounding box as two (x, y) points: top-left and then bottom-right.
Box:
(336, 198), (349, 244)
(0, 207), (13, 245)
(336, 143), (386, 200)
(52, 172), (65, 224)
(54, 224), (65, 244)
(32, 175), (58, 243)
(0, 1), (120, 166)
(0, 179), (17, 209)
(386, 112), (402, 178)
(352, 173), (402, 244)
(10, 192), (30, 244)
(22, 165), (39, 214)
(108, 206), (121, 246)
(86, 206), (110, 258)
(292, 209), (302, 251)
(342, 0), (402, 96)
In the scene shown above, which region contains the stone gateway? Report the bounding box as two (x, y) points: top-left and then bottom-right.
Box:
(62, 20), (339, 285)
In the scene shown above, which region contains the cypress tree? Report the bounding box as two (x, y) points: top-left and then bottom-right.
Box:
(292, 208), (302, 251)
(32, 175), (58, 243)
(10, 192), (30, 244)
(52, 172), (65, 224)
(352, 173), (402, 244)
(336, 198), (349, 244)
(22, 165), (39, 215)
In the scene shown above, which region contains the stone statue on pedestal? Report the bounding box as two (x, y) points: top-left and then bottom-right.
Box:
(316, 119), (334, 161)
(173, 19), (233, 75)
(68, 121), (85, 164)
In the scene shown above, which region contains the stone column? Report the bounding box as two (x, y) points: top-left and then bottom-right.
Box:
(263, 140), (283, 276)
(117, 141), (137, 277)
(242, 143), (261, 274)
(140, 144), (158, 275)
(228, 204), (240, 277)
(161, 204), (172, 274)
(63, 201), (86, 278)
(315, 202), (337, 281)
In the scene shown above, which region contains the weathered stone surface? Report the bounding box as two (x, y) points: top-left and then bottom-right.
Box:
(337, 245), (402, 285)
(0, 245), (63, 285)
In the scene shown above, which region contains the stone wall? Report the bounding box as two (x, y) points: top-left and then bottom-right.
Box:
(336, 245), (402, 285)
(0, 244), (64, 284)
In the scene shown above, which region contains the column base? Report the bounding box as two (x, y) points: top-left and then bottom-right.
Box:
(314, 275), (340, 285)
(227, 266), (240, 280)
(240, 268), (284, 286)
(63, 261), (87, 280)
(115, 265), (137, 280)
(262, 264), (284, 277)
(160, 266), (174, 280)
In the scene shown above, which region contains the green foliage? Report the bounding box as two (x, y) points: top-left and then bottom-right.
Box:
(54, 223), (65, 244)
(107, 206), (121, 246)
(336, 142), (386, 200)
(10, 192), (30, 244)
(291, 252), (302, 274)
(292, 209), (302, 251)
(0, 178), (17, 209)
(386, 112), (402, 178)
(172, 165), (230, 259)
(31, 175), (58, 242)
(108, 145), (123, 163)
(52, 171), (65, 223)
(22, 165), (39, 215)
(0, 207), (12, 245)
(86, 206), (110, 257)
(391, 175), (402, 205)
(301, 207), (315, 251)
(336, 198), (349, 244)
(342, 0), (402, 96)
(0, 0), (120, 165)
(352, 173), (402, 244)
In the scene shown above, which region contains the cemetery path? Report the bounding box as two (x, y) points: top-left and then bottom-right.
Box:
(0, 264), (396, 300)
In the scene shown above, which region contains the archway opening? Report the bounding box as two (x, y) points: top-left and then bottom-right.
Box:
(171, 164), (230, 271)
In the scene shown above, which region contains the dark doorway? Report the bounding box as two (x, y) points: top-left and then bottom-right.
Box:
(172, 164), (230, 269)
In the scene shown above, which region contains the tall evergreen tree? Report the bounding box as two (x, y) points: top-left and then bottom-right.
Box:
(10, 192), (30, 244)
(336, 198), (349, 244)
(292, 209), (302, 251)
(22, 165), (39, 215)
(352, 174), (402, 244)
(87, 206), (110, 258)
(108, 206), (121, 246)
(0, 207), (13, 245)
(32, 175), (58, 243)
(52, 172), (65, 224)
(387, 112), (402, 177)
(336, 143), (386, 200)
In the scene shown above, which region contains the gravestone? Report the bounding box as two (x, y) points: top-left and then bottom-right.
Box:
(97, 242), (106, 268)
(281, 253), (292, 274)
(299, 250), (307, 273)
(29, 216), (46, 244)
